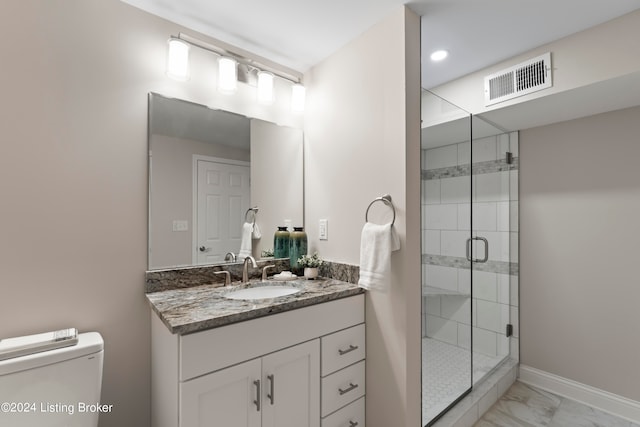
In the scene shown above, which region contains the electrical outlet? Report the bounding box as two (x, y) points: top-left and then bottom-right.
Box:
(319, 219), (328, 240)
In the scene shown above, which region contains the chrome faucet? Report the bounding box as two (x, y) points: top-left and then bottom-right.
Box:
(213, 270), (231, 286)
(242, 256), (258, 282)
(262, 264), (276, 281)
(224, 252), (237, 262)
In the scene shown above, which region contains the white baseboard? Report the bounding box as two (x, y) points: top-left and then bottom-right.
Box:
(518, 365), (640, 424)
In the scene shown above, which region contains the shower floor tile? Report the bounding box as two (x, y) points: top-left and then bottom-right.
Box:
(422, 338), (505, 426)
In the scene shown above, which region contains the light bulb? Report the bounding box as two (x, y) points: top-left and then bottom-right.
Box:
(257, 71), (275, 105)
(430, 50), (448, 62)
(218, 57), (237, 93)
(166, 39), (189, 81)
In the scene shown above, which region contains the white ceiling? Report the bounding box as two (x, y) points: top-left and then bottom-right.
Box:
(122, 0), (640, 88)
(416, 0), (640, 88)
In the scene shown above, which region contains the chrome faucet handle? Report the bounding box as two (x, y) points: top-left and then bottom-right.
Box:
(262, 265), (276, 281)
(242, 256), (258, 282)
(214, 270), (231, 286)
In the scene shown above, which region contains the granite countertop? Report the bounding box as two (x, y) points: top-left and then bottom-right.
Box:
(147, 277), (364, 335)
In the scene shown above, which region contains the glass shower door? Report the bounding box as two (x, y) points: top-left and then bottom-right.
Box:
(469, 115), (517, 382)
(421, 91), (473, 426)
(421, 94), (517, 426)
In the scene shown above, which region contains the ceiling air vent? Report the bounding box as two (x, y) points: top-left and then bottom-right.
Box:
(484, 52), (552, 106)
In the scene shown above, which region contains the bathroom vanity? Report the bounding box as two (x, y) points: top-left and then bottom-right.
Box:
(147, 278), (365, 427)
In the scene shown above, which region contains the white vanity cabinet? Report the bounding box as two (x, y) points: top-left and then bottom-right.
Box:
(180, 340), (319, 427)
(180, 357), (262, 427)
(151, 294), (364, 427)
(261, 340), (320, 427)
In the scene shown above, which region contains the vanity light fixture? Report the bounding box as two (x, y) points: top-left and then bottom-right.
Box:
(291, 84), (306, 113)
(166, 33), (305, 112)
(257, 71), (275, 105)
(218, 56), (238, 94)
(166, 38), (190, 81)
(430, 49), (448, 62)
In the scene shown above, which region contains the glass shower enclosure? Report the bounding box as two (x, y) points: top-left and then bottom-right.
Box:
(421, 90), (519, 426)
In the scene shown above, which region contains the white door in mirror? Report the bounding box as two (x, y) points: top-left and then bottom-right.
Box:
(195, 158), (250, 265)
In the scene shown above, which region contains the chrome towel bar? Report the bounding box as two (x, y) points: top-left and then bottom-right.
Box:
(365, 194), (396, 226)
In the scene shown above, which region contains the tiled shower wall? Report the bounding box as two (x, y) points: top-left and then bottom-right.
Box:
(421, 132), (520, 361)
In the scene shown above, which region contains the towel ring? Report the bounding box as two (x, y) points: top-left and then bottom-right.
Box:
(365, 194), (396, 226)
(244, 206), (259, 225)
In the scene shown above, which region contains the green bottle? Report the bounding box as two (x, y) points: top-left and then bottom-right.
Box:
(289, 227), (308, 270)
(274, 227), (290, 259)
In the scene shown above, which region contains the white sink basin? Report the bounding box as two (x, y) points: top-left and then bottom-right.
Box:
(225, 285), (301, 300)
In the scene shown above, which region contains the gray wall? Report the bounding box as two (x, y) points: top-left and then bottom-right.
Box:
(0, 1), (299, 426)
(520, 105), (640, 401)
(304, 7), (422, 426)
(1, 2), (153, 425)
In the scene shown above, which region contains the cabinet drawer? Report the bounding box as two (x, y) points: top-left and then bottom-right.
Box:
(322, 397), (364, 427)
(321, 360), (365, 416)
(321, 324), (365, 376)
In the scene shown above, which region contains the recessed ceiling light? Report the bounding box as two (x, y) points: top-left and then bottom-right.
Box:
(430, 50), (448, 62)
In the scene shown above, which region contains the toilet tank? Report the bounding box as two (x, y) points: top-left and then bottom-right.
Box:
(0, 331), (104, 427)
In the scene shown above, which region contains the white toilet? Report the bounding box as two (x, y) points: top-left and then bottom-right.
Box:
(0, 331), (104, 427)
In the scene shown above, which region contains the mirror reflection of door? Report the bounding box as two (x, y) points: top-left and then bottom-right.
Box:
(194, 156), (250, 265)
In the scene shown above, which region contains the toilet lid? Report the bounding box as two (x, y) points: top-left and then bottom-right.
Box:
(0, 332), (103, 376)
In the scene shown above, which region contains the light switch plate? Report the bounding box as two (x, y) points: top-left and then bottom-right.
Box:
(319, 219), (328, 240)
(172, 220), (189, 232)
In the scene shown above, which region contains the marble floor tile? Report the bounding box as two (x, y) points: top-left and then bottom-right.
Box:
(549, 398), (632, 427)
(475, 382), (560, 427)
(475, 381), (637, 427)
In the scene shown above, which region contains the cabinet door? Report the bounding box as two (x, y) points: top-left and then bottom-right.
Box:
(180, 358), (262, 427)
(261, 340), (320, 427)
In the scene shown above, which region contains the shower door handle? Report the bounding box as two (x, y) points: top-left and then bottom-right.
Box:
(476, 237), (489, 263)
(466, 237), (489, 263)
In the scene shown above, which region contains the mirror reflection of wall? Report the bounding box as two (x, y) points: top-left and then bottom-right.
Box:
(148, 93), (303, 271)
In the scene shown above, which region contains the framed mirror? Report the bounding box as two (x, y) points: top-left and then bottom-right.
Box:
(148, 93), (304, 270)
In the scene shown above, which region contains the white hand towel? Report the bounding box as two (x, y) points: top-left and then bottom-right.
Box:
(358, 222), (400, 292)
(252, 222), (262, 239)
(238, 222), (253, 258)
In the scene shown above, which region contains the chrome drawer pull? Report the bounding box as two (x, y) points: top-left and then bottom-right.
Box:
(338, 344), (359, 356)
(253, 379), (261, 411)
(338, 382), (359, 395)
(267, 374), (275, 405)
(348, 421), (359, 427)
